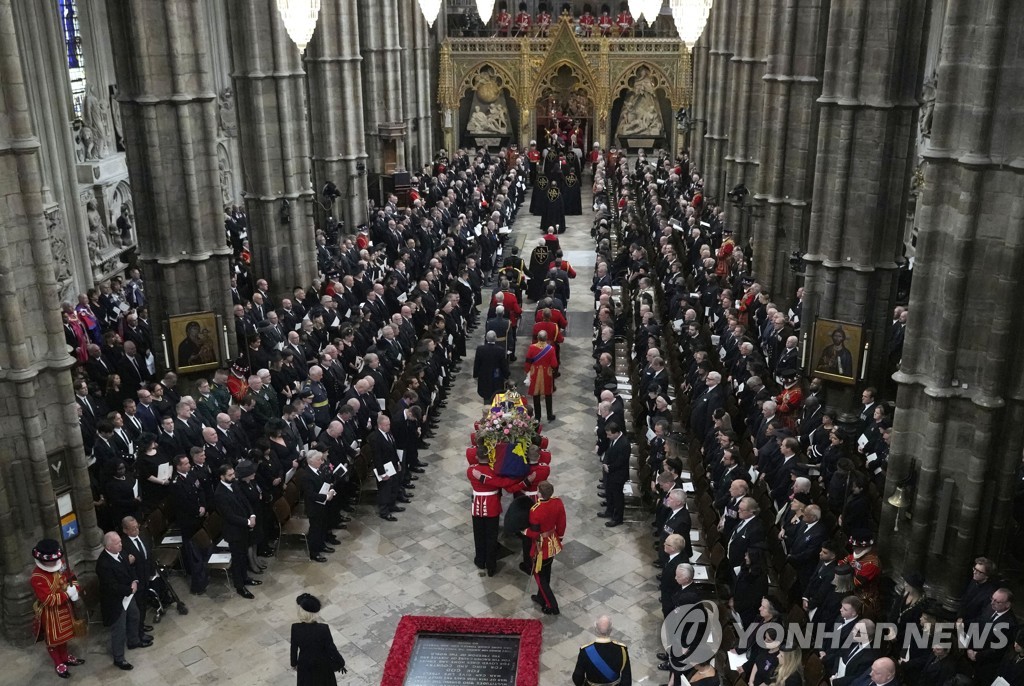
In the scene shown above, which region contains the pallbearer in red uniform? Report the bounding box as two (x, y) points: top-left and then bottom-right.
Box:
(616, 2), (634, 35)
(468, 453), (528, 576)
(515, 445), (552, 572)
(597, 5), (614, 36)
(495, 1), (512, 36)
(514, 2), (531, 36)
(525, 330), (558, 421)
(523, 481), (566, 614)
(536, 2), (552, 36)
(578, 4), (596, 36)
(30, 538), (86, 679)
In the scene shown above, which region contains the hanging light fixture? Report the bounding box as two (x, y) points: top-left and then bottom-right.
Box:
(642, 0), (664, 23)
(628, 0), (645, 21)
(418, 0), (442, 27)
(276, 0), (322, 53)
(669, 0), (713, 46)
(476, 0), (495, 24)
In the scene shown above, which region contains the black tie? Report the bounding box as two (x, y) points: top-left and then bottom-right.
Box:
(134, 537), (146, 560)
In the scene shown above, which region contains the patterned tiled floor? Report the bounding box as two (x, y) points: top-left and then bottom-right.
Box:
(1, 190), (667, 685)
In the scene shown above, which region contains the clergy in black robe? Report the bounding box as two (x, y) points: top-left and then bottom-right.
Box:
(526, 241), (551, 302)
(540, 169), (567, 233)
(563, 151), (583, 215)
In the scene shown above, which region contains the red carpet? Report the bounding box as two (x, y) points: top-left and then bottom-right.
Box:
(381, 615), (543, 686)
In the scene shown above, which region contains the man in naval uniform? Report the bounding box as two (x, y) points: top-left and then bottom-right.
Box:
(572, 614), (632, 685)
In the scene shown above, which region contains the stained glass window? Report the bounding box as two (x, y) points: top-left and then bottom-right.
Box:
(59, 0), (86, 117)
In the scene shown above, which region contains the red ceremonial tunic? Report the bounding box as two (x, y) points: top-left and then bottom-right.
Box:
(490, 290), (522, 326)
(534, 307), (568, 333)
(578, 14), (595, 36)
(616, 11), (633, 34)
(31, 567), (79, 647)
(598, 14), (613, 35)
(496, 10), (512, 34)
(525, 342), (558, 396)
(468, 464), (525, 517)
(536, 11), (552, 35)
(548, 259), (577, 278)
(775, 386), (803, 429)
(522, 463), (551, 500)
(841, 551), (882, 617)
(514, 11), (531, 33)
(527, 149), (542, 163)
(525, 497), (566, 569)
(532, 321), (563, 345)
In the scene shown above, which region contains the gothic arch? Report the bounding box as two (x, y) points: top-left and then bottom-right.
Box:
(456, 63), (519, 107)
(610, 62), (673, 101)
(531, 60), (598, 106)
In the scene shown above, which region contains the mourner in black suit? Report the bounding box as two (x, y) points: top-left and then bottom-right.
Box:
(96, 532), (147, 670)
(689, 372), (726, 441)
(119, 517), (155, 644)
(785, 506), (828, 593)
(213, 465), (259, 599)
(472, 331), (510, 402)
(291, 594), (346, 686)
(660, 534), (689, 617)
(294, 451), (338, 562)
(168, 455), (209, 594)
(726, 498), (765, 578)
(368, 414), (402, 520)
(600, 423), (630, 526)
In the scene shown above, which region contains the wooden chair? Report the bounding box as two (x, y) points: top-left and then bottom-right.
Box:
(191, 529), (231, 582)
(275, 497), (310, 557)
(803, 651), (825, 686)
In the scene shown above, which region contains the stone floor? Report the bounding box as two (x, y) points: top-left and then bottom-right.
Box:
(2, 189), (667, 685)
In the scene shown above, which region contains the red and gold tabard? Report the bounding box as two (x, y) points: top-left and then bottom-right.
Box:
(525, 496), (566, 571)
(775, 385), (803, 429)
(841, 550), (882, 617)
(30, 567), (79, 646)
(716, 236), (735, 276)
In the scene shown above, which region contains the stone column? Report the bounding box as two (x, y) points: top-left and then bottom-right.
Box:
(226, 0), (316, 297)
(358, 0), (407, 181)
(801, 0), (927, 390)
(723, 0), (768, 192)
(751, 0), (829, 299)
(104, 0), (234, 334)
(306, 0), (369, 231)
(399, 0), (421, 171)
(689, 32), (711, 171)
(701, 0), (734, 197)
(881, 0), (1024, 603)
(413, 8), (436, 168)
(0, 0), (101, 643)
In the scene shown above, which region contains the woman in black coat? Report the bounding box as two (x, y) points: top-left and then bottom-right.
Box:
(291, 593), (345, 686)
(733, 549), (771, 628)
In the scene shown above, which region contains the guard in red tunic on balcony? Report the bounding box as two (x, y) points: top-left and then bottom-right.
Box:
(495, 1), (512, 36)
(616, 2), (634, 35)
(536, 2), (552, 36)
(513, 2), (532, 36)
(578, 4), (596, 36)
(597, 5), (614, 36)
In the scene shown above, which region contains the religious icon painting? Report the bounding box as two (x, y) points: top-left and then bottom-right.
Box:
(168, 311), (221, 373)
(809, 317), (864, 385)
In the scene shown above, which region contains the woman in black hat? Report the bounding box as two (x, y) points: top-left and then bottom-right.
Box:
(290, 593), (346, 685)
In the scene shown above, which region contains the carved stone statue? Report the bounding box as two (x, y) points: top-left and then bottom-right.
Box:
(109, 84), (125, 151)
(919, 71), (937, 140)
(82, 86), (112, 158)
(74, 120), (95, 162)
(468, 105), (497, 134)
(616, 69), (665, 138)
(218, 87), (237, 137)
(46, 210), (74, 300)
(86, 199), (110, 255)
(219, 155), (234, 207)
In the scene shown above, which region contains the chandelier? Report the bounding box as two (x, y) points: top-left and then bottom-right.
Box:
(476, 0), (495, 25)
(669, 0), (713, 46)
(640, 0), (663, 23)
(276, 0), (322, 53)
(418, 0), (442, 27)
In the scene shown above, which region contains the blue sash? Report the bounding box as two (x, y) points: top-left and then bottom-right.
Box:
(526, 344), (553, 365)
(584, 644), (617, 682)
